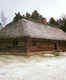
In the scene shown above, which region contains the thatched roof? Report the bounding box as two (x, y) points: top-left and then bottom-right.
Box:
(0, 19), (66, 40)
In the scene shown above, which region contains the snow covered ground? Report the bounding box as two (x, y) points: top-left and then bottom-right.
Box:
(0, 55), (66, 80)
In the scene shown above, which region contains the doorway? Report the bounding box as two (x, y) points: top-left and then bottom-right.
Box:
(54, 43), (57, 50)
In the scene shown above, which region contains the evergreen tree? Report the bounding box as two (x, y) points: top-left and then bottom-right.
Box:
(31, 10), (41, 21)
(26, 12), (31, 18)
(13, 12), (23, 22)
(49, 17), (58, 25)
(59, 18), (66, 32)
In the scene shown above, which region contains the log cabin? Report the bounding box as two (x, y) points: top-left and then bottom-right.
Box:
(0, 19), (66, 55)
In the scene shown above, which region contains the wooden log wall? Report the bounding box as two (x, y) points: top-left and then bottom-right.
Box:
(30, 39), (54, 52)
(0, 38), (27, 53)
(0, 37), (66, 55)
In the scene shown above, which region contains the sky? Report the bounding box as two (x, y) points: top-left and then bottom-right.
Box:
(0, 0), (66, 24)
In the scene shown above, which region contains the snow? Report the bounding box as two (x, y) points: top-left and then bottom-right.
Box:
(0, 55), (66, 80)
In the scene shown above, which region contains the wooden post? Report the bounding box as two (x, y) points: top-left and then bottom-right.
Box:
(61, 40), (63, 51)
(26, 38), (31, 56)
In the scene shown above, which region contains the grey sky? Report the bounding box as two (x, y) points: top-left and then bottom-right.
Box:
(0, 0), (66, 23)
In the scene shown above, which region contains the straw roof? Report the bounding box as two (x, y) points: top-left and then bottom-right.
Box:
(0, 19), (66, 40)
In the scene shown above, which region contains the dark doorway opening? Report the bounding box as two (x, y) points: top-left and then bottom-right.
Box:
(54, 43), (57, 50)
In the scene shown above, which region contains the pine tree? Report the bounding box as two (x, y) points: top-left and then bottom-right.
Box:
(59, 18), (66, 32)
(31, 10), (41, 21)
(49, 17), (58, 25)
(26, 12), (31, 18)
(13, 12), (23, 22)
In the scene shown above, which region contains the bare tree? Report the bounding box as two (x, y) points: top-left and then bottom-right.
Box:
(0, 11), (7, 27)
